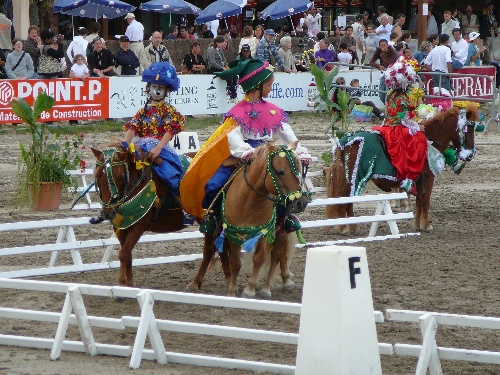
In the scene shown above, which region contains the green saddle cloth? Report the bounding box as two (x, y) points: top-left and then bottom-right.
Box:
(339, 131), (397, 196)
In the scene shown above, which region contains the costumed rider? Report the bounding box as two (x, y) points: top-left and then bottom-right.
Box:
(372, 60), (427, 196)
(90, 62), (193, 224)
(179, 58), (311, 226)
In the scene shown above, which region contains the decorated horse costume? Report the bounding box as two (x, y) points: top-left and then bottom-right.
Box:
(92, 142), (185, 286)
(327, 105), (478, 232)
(187, 142), (310, 297)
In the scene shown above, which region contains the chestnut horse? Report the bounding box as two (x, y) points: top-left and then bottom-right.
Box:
(187, 142), (310, 297)
(327, 106), (478, 232)
(92, 142), (185, 286)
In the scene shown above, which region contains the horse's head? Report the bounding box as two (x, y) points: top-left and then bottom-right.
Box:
(91, 143), (130, 221)
(423, 105), (478, 162)
(263, 141), (310, 214)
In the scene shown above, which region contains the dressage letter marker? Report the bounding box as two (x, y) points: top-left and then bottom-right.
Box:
(295, 246), (382, 375)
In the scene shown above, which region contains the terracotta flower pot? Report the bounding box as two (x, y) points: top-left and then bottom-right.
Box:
(29, 182), (63, 210)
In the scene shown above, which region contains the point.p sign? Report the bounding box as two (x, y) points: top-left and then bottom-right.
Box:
(0, 78), (110, 124)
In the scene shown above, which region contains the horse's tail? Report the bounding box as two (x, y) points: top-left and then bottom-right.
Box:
(326, 146), (349, 218)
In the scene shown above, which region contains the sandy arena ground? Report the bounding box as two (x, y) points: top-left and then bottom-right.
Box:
(0, 115), (499, 375)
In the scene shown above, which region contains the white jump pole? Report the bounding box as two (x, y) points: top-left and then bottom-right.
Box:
(295, 246), (382, 374)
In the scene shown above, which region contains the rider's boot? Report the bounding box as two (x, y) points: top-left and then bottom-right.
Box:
(174, 196), (195, 225)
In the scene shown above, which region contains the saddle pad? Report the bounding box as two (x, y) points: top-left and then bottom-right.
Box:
(339, 131), (398, 196)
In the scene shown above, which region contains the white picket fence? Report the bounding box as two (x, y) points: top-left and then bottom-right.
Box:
(0, 192), (417, 279)
(0, 278), (498, 373)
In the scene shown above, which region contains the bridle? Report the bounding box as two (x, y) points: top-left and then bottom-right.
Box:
(243, 146), (311, 206)
(94, 147), (152, 209)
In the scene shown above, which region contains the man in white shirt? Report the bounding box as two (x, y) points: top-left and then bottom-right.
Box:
(375, 14), (392, 41)
(124, 12), (147, 74)
(306, 7), (322, 37)
(424, 34), (452, 95)
(441, 10), (460, 36)
(450, 29), (468, 69)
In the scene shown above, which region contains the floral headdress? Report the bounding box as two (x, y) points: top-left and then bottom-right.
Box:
(384, 60), (418, 91)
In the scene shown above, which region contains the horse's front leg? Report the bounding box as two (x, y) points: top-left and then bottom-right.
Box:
(226, 240), (241, 297)
(117, 229), (141, 287)
(279, 232), (297, 291)
(345, 202), (358, 234)
(186, 233), (217, 291)
(260, 235), (284, 298)
(243, 238), (268, 298)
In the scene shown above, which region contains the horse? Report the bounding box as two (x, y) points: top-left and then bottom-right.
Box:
(91, 142), (185, 286)
(327, 105), (478, 233)
(187, 142), (310, 297)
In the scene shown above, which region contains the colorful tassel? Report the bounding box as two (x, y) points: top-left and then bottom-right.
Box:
(242, 232), (264, 252)
(215, 230), (225, 253)
(296, 230), (307, 244)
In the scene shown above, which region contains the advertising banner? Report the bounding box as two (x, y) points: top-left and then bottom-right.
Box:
(108, 73), (321, 118)
(0, 78), (109, 124)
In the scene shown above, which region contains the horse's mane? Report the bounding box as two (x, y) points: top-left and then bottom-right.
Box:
(96, 140), (122, 150)
(422, 104), (479, 130)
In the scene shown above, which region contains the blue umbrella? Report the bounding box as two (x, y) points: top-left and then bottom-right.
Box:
(139, 0), (201, 15)
(261, 0), (313, 20)
(54, 0), (136, 20)
(195, 0), (247, 25)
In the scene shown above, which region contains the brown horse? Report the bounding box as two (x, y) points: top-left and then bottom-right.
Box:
(91, 142), (185, 286)
(327, 106), (478, 232)
(187, 142), (310, 297)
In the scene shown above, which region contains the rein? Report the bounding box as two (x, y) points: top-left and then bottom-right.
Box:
(243, 146), (310, 206)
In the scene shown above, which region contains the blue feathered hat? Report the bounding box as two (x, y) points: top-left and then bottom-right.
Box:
(142, 62), (180, 91)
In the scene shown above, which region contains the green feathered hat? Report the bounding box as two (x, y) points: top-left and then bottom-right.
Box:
(214, 59), (275, 93)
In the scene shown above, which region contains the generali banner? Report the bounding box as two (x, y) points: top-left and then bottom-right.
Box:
(0, 78), (109, 123)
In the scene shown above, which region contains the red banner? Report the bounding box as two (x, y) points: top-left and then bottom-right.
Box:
(421, 66), (496, 100)
(0, 78), (110, 124)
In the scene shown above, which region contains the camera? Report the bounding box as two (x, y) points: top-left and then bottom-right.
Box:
(52, 36), (58, 43)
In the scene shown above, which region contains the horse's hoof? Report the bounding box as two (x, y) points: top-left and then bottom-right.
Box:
(242, 287), (256, 298)
(422, 224), (434, 232)
(185, 281), (201, 291)
(283, 279), (295, 291)
(341, 226), (352, 235)
(258, 289), (272, 298)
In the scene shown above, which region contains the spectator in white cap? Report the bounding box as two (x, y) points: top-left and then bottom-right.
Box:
(465, 32), (485, 66)
(124, 12), (147, 74)
(256, 29), (291, 73)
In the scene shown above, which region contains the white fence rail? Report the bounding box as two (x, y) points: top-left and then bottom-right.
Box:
(0, 279), (499, 373)
(0, 278), (388, 372)
(0, 193), (417, 279)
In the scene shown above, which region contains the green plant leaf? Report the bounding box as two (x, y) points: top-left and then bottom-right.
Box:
(330, 111), (340, 125)
(324, 66), (339, 92)
(11, 98), (34, 125)
(33, 92), (55, 121)
(310, 64), (325, 96)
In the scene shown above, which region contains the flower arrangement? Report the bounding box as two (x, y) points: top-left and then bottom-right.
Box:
(384, 60), (418, 91)
(12, 92), (86, 207)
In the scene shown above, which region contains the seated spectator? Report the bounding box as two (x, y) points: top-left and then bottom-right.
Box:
(164, 25), (178, 40)
(330, 26), (343, 53)
(349, 78), (385, 119)
(5, 38), (34, 79)
(88, 37), (116, 77)
(115, 35), (140, 75)
(145, 31), (173, 66)
(277, 36), (297, 72)
(238, 25), (257, 57)
(23, 25), (41, 78)
(200, 23), (214, 39)
(235, 43), (252, 61)
(364, 25), (379, 64)
(427, 34), (439, 47)
(206, 35), (228, 73)
(220, 28), (231, 41)
(337, 43), (352, 72)
(66, 27), (89, 63)
(69, 54), (89, 80)
(314, 38), (335, 70)
(400, 32), (412, 49)
(413, 41), (433, 66)
(38, 28), (64, 79)
(295, 24), (309, 38)
(388, 31), (399, 47)
(465, 31), (485, 66)
(182, 41), (205, 74)
(179, 25), (194, 40)
(313, 31), (326, 53)
(450, 28), (468, 69)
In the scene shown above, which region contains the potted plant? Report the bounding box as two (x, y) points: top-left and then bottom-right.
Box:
(310, 64), (356, 166)
(11, 92), (85, 210)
